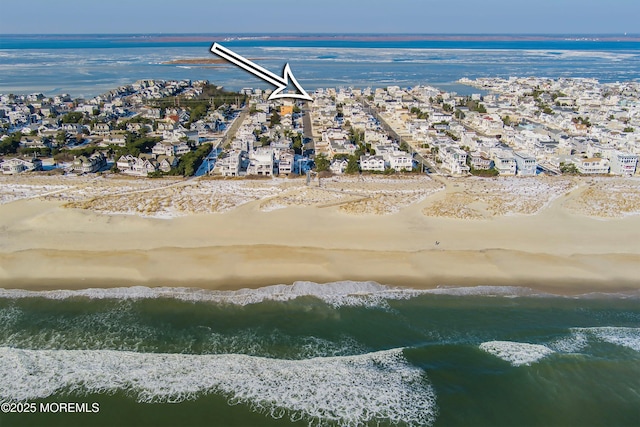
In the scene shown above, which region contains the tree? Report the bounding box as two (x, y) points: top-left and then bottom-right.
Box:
(315, 153), (330, 172)
(60, 112), (84, 124)
(292, 133), (303, 154)
(560, 162), (580, 175)
(345, 155), (360, 174)
(0, 132), (22, 155)
(170, 143), (212, 177)
(269, 111), (281, 127)
(55, 131), (67, 147)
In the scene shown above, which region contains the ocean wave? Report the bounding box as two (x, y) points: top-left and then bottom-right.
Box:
(0, 283), (548, 308)
(0, 301), (366, 357)
(479, 341), (555, 366)
(544, 326), (640, 355)
(0, 347), (436, 426)
(2, 283), (635, 308)
(572, 327), (640, 352)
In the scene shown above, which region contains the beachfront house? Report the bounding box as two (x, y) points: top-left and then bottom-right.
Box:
(71, 152), (107, 173)
(330, 158), (348, 174)
(514, 152), (537, 176)
(440, 147), (470, 175)
(470, 152), (494, 170)
(218, 150), (242, 177)
(609, 152), (638, 175)
(116, 154), (158, 177)
(575, 157), (609, 174)
(494, 153), (517, 175)
(247, 148), (274, 176)
(277, 151), (295, 175)
(0, 157), (42, 174)
(388, 151), (414, 172)
(359, 154), (385, 172)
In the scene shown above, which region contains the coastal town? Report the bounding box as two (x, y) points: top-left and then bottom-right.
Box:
(1, 76), (639, 178)
(0, 77), (639, 219)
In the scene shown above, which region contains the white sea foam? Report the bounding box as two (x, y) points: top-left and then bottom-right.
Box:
(480, 341), (555, 366)
(574, 327), (640, 352)
(0, 282), (557, 308)
(548, 331), (589, 354)
(0, 281), (425, 308)
(0, 347), (436, 427)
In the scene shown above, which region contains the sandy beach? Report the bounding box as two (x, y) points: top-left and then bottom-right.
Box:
(0, 174), (639, 294)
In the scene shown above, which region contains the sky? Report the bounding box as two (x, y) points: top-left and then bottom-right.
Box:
(1, 0), (639, 34)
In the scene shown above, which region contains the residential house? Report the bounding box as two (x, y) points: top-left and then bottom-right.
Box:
(102, 131), (127, 147)
(609, 152), (638, 175)
(277, 151), (295, 175)
(494, 153), (517, 175)
(219, 150), (242, 177)
(575, 157), (609, 174)
(388, 151), (414, 171)
(330, 159), (348, 174)
(247, 148), (274, 176)
(359, 155), (385, 172)
(1, 158), (42, 174)
(91, 123), (111, 136)
(116, 154), (158, 177)
(514, 152), (537, 176)
(72, 152), (106, 173)
(157, 155), (177, 173)
(440, 147), (470, 175)
(470, 152), (493, 170)
(152, 141), (176, 157)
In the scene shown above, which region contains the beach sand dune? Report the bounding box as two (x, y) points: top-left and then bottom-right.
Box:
(0, 174), (639, 293)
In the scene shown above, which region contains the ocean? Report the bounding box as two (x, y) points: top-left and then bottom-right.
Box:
(0, 283), (639, 427)
(1, 34), (640, 98)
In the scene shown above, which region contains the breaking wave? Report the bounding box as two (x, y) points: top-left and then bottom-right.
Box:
(0, 347), (437, 426)
(479, 341), (555, 366)
(0, 282), (566, 308)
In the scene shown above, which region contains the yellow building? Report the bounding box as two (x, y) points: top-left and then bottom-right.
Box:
(280, 105), (294, 116)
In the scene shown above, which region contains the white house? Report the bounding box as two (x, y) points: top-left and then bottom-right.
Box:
(609, 152), (638, 175)
(440, 147), (470, 175)
(102, 131), (127, 147)
(514, 151), (537, 176)
(359, 155), (385, 172)
(1, 158), (42, 174)
(330, 159), (348, 174)
(388, 151), (414, 171)
(575, 157), (609, 174)
(116, 154), (157, 177)
(277, 151), (295, 175)
(219, 150), (242, 177)
(152, 141), (175, 157)
(494, 153), (517, 175)
(470, 152), (493, 170)
(247, 148), (274, 176)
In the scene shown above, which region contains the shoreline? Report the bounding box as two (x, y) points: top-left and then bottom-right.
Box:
(1, 245), (639, 296)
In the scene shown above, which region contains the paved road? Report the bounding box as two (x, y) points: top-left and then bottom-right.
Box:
(301, 102), (315, 153)
(195, 106), (249, 176)
(194, 145), (222, 177)
(220, 105), (250, 150)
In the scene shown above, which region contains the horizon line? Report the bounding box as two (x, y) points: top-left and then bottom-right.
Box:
(1, 32), (639, 36)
